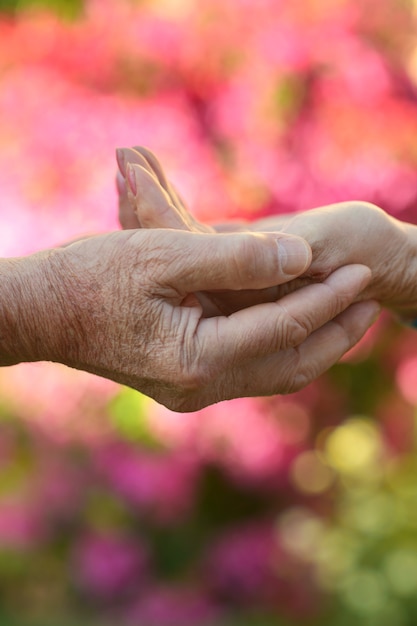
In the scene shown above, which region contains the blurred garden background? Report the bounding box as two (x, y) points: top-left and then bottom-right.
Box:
(2, 0), (417, 624)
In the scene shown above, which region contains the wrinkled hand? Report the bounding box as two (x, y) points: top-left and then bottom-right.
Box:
(3, 229), (378, 411)
(116, 146), (417, 316)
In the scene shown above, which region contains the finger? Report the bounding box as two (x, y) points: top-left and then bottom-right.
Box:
(204, 278), (313, 316)
(286, 300), (380, 391)
(168, 184), (188, 213)
(122, 145), (215, 235)
(126, 163), (190, 230)
(148, 229), (312, 294)
(244, 300), (380, 394)
(197, 264), (372, 366)
(116, 147), (156, 181)
(117, 146), (187, 229)
(212, 220), (251, 233)
(128, 157), (213, 234)
(119, 145), (183, 215)
(132, 145), (212, 232)
(171, 300), (380, 411)
(115, 146), (154, 229)
(132, 145), (171, 191)
(116, 171), (140, 229)
(251, 214), (295, 233)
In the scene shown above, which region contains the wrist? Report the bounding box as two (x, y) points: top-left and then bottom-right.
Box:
(386, 220), (417, 319)
(0, 249), (77, 366)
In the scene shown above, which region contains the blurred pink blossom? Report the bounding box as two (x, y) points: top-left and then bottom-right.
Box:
(74, 531), (149, 599)
(206, 522), (319, 618)
(150, 397), (311, 486)
(396, 356), (417, 406)
(205, 523), (279, 602)
(0, 363), (118, 443)
(125, 585), (218, 626)
(95, 443), (199, 522)
(0, 501), (44, 549)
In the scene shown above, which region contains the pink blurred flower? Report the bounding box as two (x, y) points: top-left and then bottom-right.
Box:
(0, 501), (44, 549)
(95, 443), (199, 522)
(196, 399), (287, 479)
(0, 363), (118, 443)
(33, 456), (86, 521)
(396, 355), (417, 406)
(205, 523), (279, 603)
(378, 395), (415, 455)
(206, 521), (320, 618)
(125, 585), (218, 626)
(151, 398), (308, 485)
(74, 531), (148, 599)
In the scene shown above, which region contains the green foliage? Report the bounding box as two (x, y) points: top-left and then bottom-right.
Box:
(0, 616), (105, 626)
(0, 0), (84, 19)
(108, 387), (162, 448)
(196, 464), (271, 528)
(220, 615), (296, 626)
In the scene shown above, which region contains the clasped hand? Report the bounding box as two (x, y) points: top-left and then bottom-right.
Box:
(105, 145), (405, 411)
(8, 147), (417, 412)
(117, 146), (417, 318)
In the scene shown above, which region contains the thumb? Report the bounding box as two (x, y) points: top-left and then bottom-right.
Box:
(155, 230), (312, 294)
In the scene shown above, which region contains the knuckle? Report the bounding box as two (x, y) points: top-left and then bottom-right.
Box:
(280, 309), (309, 348)
(290, 369), (312, 393)
(289, 359), (316, 392)
(341, 200), (384, 224)
(352, 200), (379, 212)
(231, 237), (255, 286)
(322, 282), (348, 315)
(232, 234), (272, 287)
(279, 347), (314, 393)
(333, 319), (352, 351)
(339, 199), (376, 213)
(311, 280), (353, 324)
(266, 349), (302, 395)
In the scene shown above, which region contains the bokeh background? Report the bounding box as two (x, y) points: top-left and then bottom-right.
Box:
(1, 0), (417, 624)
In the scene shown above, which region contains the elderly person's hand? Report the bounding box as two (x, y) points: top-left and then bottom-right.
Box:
(0, 229), (377, 411)
(249, 204), (417, 319)
(116, 146), (417, 319)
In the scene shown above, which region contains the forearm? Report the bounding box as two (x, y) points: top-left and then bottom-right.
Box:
(0, 251), (70, 366)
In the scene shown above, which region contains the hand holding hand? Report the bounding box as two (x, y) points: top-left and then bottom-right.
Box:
(0, 229), (377, 411)
(116, 146), (417, 317)
(116, 145), (312, 316)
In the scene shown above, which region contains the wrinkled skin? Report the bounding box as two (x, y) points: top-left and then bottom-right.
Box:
(0, 228), (377, 412)
(117, 146), (417, 319)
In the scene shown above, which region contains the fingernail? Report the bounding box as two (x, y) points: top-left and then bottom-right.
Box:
(116, 172), (127, 196)
(126, 164), (137, 196)
(278, 237), (311, 277)
(116, 147), (127, 177)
